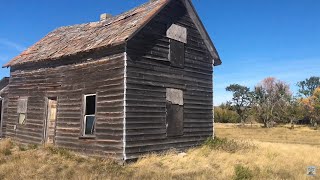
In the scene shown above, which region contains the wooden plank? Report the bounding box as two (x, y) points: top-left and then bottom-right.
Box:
(166, 102), (184, 137)
(17, 98), (28, 113)
(125, 0), (214, 160)
(169, 39), (185, 68)
(5, 50), (125, 159)
(167, 24), (187, 43)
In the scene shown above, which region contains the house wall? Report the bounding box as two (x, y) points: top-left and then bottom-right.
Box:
(0, 86), (9, 138)
(6, 47), (125, 159)
(126, 0), (213, 159)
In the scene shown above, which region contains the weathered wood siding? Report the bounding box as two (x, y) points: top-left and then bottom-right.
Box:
(126, 1), (213, 159)
(0, 86), (9, 138)
(6, 47), (125, 159)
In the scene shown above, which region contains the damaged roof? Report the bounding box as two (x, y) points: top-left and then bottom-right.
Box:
(4, 0), (221, 67)
(4, 0), (170, 67)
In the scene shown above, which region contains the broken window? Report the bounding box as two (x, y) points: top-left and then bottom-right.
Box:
(166, 88), (184, 137)
(83, 94), (96, 136)
(167, 24), (187, 68)
(17, 97), (28, 125)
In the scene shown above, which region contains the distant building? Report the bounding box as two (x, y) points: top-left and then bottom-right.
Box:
(2, 0), (221, 161)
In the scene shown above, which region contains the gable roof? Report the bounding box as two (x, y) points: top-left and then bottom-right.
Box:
(4, 0), (221, 68)
(182, 0), (221, 66)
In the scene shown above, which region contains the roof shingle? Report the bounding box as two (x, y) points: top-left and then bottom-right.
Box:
(4, 0), (169, 67)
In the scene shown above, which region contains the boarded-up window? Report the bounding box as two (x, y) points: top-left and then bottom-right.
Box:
(167, 24), (187, 68)
(83, 94), (96, 136)
(170, 40), (185, 68)
(17, 97), (28, 125)
(166, 88), (184, 137)
(167, 24), (187, 43)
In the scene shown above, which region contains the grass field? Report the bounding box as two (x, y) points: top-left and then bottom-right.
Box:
(0, 124), (319, 179)
(215, 123), (320, 146)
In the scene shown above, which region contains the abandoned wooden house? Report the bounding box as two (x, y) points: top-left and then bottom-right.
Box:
(1, 0), (221, 161)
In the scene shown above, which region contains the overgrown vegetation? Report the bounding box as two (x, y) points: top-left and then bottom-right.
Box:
(204, 137), (255, 153)
(0, 139), (126, 179)
(0, 127), (319, 180)
(214, 104), (239, 123)
(0, 139), (13, 156)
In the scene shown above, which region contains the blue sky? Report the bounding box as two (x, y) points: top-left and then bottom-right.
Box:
(1, 0), (320, 105)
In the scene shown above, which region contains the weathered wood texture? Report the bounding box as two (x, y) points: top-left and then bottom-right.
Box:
(126, 0), (213, 159)
(0, 77), (9, 90)
(6, 47), (125, 159)
(0, 86), (9, 138)
(3, 0), (216, 161)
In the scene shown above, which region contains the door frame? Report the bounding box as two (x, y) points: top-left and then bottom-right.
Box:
(43, 97), (58, 145)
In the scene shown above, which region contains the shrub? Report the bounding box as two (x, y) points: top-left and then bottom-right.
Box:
(214, 106), (239, 123)
(2, 149), (12, 156)
(0, 139), (13, 156)
(18, 145), (27, 151)
(27, 144), (38, 150)
(234, 165), (253, 180)
(204, 137), (255, 153)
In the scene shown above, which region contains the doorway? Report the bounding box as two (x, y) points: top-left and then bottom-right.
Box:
(44, 97), (57, 145)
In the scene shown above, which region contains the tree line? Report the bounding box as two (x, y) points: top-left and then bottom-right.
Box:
(215, 76), (320, 128)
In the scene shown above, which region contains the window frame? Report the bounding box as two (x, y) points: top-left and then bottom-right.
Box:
(82, 94), (97, 137)
(17, 97), (28, 125)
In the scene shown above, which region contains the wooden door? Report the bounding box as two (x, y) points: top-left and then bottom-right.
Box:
(45, 98), (57, 145)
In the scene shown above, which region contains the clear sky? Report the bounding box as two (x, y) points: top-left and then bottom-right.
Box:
(1, 0), (320, 105)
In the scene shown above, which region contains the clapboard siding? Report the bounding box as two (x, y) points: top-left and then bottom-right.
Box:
(6, 47), (125, 159)
(2, 0), (219, 162)
(0, 86), (9, 138)
(125, 0), (213, 159)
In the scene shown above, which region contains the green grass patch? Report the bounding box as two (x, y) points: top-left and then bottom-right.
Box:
(233, 164), (253, 180)
(204, 137), (255, 153)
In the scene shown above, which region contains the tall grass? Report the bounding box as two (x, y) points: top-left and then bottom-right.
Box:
(0, 125), (319, 179)
(204, 137), (256, 153)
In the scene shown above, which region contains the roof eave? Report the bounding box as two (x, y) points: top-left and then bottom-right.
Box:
(3, 41), (127, 68)
(214, 58), (222, 66)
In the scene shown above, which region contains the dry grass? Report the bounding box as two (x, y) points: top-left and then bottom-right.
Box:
(131, 140), (320, 180)
(0, 140), (128, 179)
(0, 124), (319, 179)
(215, 123), (320, 146)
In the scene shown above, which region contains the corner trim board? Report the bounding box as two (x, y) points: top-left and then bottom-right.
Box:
(123, 51), (127, 161)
